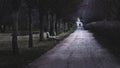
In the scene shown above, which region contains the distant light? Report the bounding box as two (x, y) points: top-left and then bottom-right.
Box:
(76, 17), (84, 29)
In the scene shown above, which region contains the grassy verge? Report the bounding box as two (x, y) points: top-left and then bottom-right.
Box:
(0, 29), (74, 68)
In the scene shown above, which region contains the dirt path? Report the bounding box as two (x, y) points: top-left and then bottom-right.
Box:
(25, 29), (120, 68)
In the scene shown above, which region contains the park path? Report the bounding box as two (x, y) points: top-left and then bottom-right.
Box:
(25, 29), (120, 68)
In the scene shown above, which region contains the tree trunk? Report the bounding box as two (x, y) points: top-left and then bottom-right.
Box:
(63, 22), (66, 32)
(12, 13), (19, 55)
(27, 1), (33, 48)
(39, 11), (44, 41)
(47, 11), (51, 32)
(53, 14), (57, 35)
(59, 19), (63, 33)
(50, 13), (55, 36)
(55, 19), (58, 35)
(57, 20), (61, 34)
(43, 14), (47, 32)
(67, 22), (70, 31)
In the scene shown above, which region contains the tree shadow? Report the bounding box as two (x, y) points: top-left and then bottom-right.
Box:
(92, 31), (120, 62)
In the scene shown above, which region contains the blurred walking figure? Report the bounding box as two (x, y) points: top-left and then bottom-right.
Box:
(76, 18), (83, 30)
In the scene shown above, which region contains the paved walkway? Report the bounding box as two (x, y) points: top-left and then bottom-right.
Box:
(25, 29), (120, 68)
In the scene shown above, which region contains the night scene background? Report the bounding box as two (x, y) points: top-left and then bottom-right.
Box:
(0, 0), (120, 68)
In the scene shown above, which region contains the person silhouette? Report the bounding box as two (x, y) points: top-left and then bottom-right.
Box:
(76, 18), (84, 30)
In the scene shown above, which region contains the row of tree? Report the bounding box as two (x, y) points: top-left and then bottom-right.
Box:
(0, 0), (83, 54)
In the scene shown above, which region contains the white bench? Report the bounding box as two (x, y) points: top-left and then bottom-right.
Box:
(46, 32), (58, 40)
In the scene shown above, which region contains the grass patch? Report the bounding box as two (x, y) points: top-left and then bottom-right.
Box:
(0, 30), (74, 68)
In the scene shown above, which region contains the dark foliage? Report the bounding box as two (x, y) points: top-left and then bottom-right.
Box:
(85, 21), (120, 58)
(80, 0), (120, 23)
